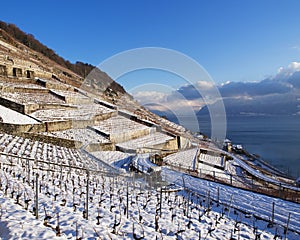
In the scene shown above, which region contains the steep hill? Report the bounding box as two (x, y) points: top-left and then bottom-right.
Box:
(0, 21), (125, 95)
(0, 20), (196, 144)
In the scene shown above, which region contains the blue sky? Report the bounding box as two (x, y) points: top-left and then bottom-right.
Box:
(1, 0), (300, 87)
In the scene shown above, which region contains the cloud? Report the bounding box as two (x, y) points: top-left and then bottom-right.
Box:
(133, 88), (206, 116)
(274, 61), (300, 80)
(132, 62), (300, 116)
(133, 91), (167, 105)
(219, 79), (293, 97)
(176, 80), (217, 101)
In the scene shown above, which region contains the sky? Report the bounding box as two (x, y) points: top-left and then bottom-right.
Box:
(1, 0), (300, 88)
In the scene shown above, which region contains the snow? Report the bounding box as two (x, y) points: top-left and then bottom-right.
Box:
(0, 193), (61, 239)
(233, 155), (299, 191)
(0, 92), (65, 105)
(90, 151), (133, 168)
(131, 154), (157, 174)
(0, 144), (299, 239)
(0, 132), (100, 170)
(164, 148), (198, 170)
(0, 82), (47, 90)
(199, 153), (224, 168)
(0, 152), (299, 239)
(92, 115), (150, 135)
(0, 105), (38, 124)
(162, 167), (300, 234)
(42, 128), (110, 146)
(50, 90), (91, 104)
(31, 103), (115, 121)
(116, 132), (174, 151)
(163, 147), (300, 192)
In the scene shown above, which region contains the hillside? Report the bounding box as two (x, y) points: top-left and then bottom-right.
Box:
(0, 21), (125, 95)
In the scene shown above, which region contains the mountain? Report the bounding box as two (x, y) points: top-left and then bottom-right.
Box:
(199, 92), (299, 116)
(197, 69), (300, 116)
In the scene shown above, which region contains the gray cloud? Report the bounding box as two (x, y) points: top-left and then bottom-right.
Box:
(132, 62), (300, 116)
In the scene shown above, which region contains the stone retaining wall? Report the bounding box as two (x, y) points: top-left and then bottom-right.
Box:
(84, 142), (115, 152)
(0, 97), (25, 114)
(0, 122), (46, 134)
(19, 132), (83, 149)
(109, 128), (152, 144)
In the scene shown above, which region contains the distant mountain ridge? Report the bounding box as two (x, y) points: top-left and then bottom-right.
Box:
(197, 70), (300, 116)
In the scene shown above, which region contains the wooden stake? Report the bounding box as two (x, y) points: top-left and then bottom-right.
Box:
(35, 173), (39, 219)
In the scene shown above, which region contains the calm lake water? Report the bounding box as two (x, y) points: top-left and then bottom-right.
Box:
(171, 115), (300, 178)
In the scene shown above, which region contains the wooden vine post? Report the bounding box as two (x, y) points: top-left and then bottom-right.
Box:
(86, 169), (89, 220)
(35, 173), (39, 219)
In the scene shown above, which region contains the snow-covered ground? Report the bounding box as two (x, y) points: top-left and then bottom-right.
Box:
(232, 154), (299, 191)
(0, 133), (98, 170)
(0, 150), (299, 239)
(90, 151), (133, 168)
(0, 82), (47, 90)
(0, 129), (299, 239)
(50, 90), (91, 104)
(162, 167), (300, 234)
(0, 92), (65, 105)
(42, 128), (110, 146)
(31, 103), (115, 121)
(131, 154), (157, 174)
(92, 116), (150, 135)
(164, 148), (198, 170)
(163, 148), (300, 192)
(116, 132), (174, 151)
(199, 153), (224, 168)
(0, 105), (38, 124)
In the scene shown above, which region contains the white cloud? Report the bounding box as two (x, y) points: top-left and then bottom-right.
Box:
(132, 90), (206, 114)
(134, 91), (167, 105)
(221, 81), (231, 86)
(274, 61), (300, 80)
(195, 80), (215, 90)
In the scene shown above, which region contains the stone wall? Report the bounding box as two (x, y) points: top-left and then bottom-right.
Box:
(72, 120), (95, 129)
(177, 136), (192, 149)
(93, 111), (117, 123)
(0, 65), (7, 76)
(0, 97), (25, 114)
(45, 120), (73, 132)
(0, 119), (94, 135)
(37, 78), (74, 91)
(25, 104), (77, 114)
(84, 143), (116, 152)
(109, 128), (152, 144)
(0, 122), (46, 134)
(152, 138), (178, 151)
(19, 132), (82, 149)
